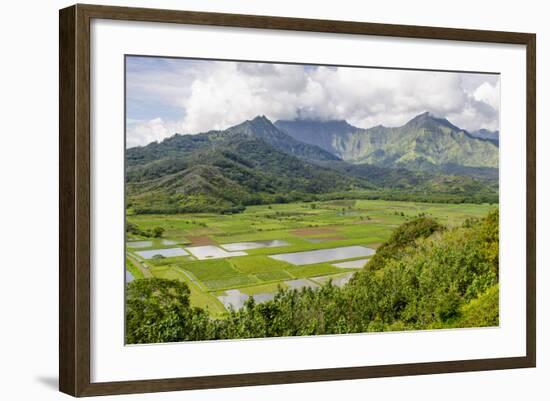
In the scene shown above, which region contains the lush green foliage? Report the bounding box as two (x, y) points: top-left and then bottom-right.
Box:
(126, 210), (499, 343)
(126, 278), (214, 343)
(125, 257), (145, 279)
(455, 285), (499, 328)
(126, 221), (164, 238)
(366, 216), (443, 271)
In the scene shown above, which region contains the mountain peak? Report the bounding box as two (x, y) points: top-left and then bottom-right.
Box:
(250, 115), (273, 125)
(225, 115), (340, 162)
(226, 115), (277, 136)
(405, 111), (459, 131)
(408, 111), (435, 123)
(241, 115), (278, 133)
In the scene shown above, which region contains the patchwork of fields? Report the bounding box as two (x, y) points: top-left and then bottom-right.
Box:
(126, 199), (496, 317)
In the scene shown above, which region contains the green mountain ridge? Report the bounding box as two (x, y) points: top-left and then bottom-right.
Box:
(275, 112), (499, 175)
(126, 115), (498, 214)
(126, 117), (368, 213)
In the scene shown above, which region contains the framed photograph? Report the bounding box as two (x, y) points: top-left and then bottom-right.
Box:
(59, 4), (536, 397)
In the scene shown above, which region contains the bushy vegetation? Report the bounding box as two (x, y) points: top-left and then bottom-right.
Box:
(126, 210), (499, 343)
(366, 217), (443, 271)
(126, 278), (216, 343)
(126, 221), (164, 238)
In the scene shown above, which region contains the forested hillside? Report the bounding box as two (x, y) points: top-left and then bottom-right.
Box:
(126, 116), (499, 214)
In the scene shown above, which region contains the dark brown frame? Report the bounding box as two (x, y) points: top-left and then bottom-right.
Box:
(59, 3), (536, 397)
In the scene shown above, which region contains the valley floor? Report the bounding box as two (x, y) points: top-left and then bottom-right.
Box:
(125, 199), (496, 317)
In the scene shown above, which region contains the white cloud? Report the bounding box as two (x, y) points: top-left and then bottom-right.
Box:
(126, 59), (501, 147)
(473, 81), (500, 111)
(126, 118), (174, 148)
(445, 80), (500, 132)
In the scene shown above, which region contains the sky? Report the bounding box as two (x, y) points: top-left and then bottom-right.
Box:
(126, 56), (500, 148)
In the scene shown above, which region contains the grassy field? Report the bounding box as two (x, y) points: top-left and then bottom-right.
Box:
(126, 199), (496, 316)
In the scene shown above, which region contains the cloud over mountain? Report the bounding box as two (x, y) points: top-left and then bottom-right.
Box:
(126, 57), (500, 148)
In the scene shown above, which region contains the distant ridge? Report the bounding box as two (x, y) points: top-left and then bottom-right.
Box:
(275, 112), (499, 175)
(469, 128), (499, 146)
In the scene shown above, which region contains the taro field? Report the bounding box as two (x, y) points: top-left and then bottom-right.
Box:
(125, 199), (495, 317)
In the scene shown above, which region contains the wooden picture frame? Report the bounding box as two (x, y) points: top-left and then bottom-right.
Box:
(59, 3), (536, 397)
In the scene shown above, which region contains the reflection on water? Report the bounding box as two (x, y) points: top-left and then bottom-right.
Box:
(125, 270), (135, 283)
(221, 240), (289, 252)
(285, 278), (319, 290)
(218, 289), (276, 310)
(185, 245), (246, 260)
(313, 272), (354, 287)
(269, 246), (375, 266)
(135, 247), (188, 259)
(332, 258), (370, 269)
(127, 241), (153, 248)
